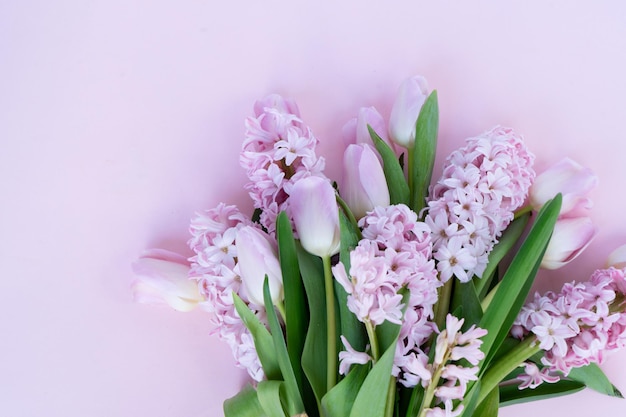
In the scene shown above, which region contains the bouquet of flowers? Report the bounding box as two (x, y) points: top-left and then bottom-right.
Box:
(132, 76), (626, 417)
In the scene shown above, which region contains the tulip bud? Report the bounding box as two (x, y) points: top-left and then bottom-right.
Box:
(342, 106), (390, 148)
(606, 244), (626, 269)
(388, 76), (429, 148)
(340, 144), (390, 219)
(131, 249), (203, 312)
(541, 217), (596, 269)
(235, 226), (283, 306)
(530, 158), (598, 217)
(289, 176), (341, 257)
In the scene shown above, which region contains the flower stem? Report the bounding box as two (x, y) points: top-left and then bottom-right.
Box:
(480, 281), (500, 311)
(276, 300), (287, 326)
(365, 319), (380, 362)
(514, 204), (533, 219)
(476, 335), (540, 405)
(322, 255), (337, 391)
(416, 350), (450, 417)
(433, 279), (453, 331)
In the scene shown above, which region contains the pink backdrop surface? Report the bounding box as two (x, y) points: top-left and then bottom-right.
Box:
(2, 1), (626, 416)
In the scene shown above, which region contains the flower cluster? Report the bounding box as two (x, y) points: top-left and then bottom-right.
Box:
(333, 204), (442, 386)
(513, 267), (626, 384)
(240, 94), (327, 235)
(425, 126), (535, 282)
(131, 77), (626, 417)
(423, 315), (487, 417)
(187, 203), (266, 381)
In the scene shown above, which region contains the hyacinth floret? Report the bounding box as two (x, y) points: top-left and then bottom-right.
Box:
(188, 203), (266, 381)
(422, 314), (487, 417)
(513, 267), (626, 386)
(425, 126), (535, 283)
(240, 94), (327, 235)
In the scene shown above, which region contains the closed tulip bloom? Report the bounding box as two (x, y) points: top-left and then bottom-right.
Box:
(131, 249), (203, 312)
(530, 158), (598, 217)
(342, 107), (389, 149)
(236, 226), (283, 306)
(388, 76), (429, 148)
(341, 144), (390, 219)
(289, 176), (341, 257)
(541, 217), (596, 270)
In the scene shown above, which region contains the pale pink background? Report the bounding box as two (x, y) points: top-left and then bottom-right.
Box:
(2, 1), (626, 416)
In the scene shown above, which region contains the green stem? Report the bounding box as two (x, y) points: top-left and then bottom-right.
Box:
(480, 281), (500, 311)
(514, 204), (533, 219)
(276, 300), (287, 326)
(365, 319), (380, 362)
(407, 144), (415, 210)
(416, 350), (450, 417)
(323, 255), (337, 391)
(476, 335), (540, 405)
(433, 279), (453, 331)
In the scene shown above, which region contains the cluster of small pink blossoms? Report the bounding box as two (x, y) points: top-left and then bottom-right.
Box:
(425, 126), (535, 282)
(512, 267), (626, 387)
(423, 315), (488, 417)
(240, 94), (327, 235)
(332, 204), (442, 386)
(187, 203), (265, 381)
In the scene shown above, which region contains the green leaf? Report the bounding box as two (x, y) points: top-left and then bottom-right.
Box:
(408, 90), (438, 213)
(459, 380), (482, 417)
(369, 125), (410, 205)
(472, 385), (499, 417)
(499, 380), (585, 407)
(478, 194), (562, 369)
(233, 294), (281, 380)
(321, 364), (369, 417)
(263, 278), (305, 415)
(297, 244), (328, 406)
(349, 321), (402, 417)
(474, 213), (530, 299)
(337, 210), (367, 351)
(257, 380), (287, 417)
(223, 384), (267, 417)
(450, 280), (483, 329)
(567, 363), (624, 398)
(276, 212), (316, 412)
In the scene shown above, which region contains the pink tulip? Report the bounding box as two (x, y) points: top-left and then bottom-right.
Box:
(131, 249), (203, 312)
(541, 217), (596, 270)
(530, 158), (598, 217)
(289, 176), (341, 257)
(606, 244), (626, 269)
(235, 226), (283, 306)
(388, 76), (429, 148)
(342, 107), (390, 147)
(340, 144), (390, 219)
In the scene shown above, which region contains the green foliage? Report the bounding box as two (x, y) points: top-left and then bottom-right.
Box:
(369, 126), (410, 206)
(408, 90), (438, 213)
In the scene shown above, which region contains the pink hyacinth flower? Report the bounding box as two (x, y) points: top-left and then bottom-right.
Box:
(541, 217), (596, 270)
(235, 226), (283, 306)
(340, 144), (390, 219)
(388, 75), (429, 148)
(530, 158), (597, 218)
(289, 176), (341, 257)
(131, 249), (203, 312)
